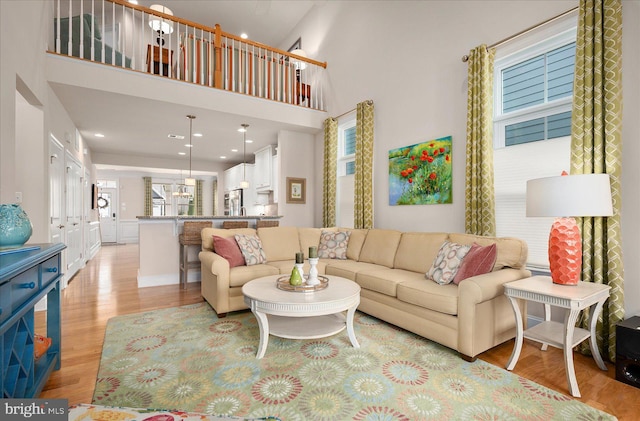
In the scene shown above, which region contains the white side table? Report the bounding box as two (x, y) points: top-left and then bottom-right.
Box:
(504, 275), (611, 397)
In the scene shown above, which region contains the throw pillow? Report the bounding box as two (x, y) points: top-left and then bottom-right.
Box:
(234, 234), (267, 266)
(212, 235), (245, 268)
(318, 230), (351, 259)
(453, 242), (497, 285)
(426, 241), (471, 285)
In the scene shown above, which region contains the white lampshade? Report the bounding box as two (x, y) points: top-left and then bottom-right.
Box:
(184, 177), (196, 186)
(290, 49), (307, 70)
(149, 4), (174, 34)
(240, 180), (249, 189)
(526, 173), (613, 217)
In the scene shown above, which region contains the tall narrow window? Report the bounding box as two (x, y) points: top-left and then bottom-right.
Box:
(493, 17), (577, 270)
(336, 114), (356, 227)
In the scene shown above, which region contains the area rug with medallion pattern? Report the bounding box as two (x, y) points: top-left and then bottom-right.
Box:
(93, 302), (616, 420)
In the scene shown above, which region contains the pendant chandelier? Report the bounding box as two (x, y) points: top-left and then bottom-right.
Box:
(240, 123), (249, 189)
(185, 115), (196, 186)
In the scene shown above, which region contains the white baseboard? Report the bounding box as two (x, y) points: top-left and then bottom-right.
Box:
(137, 269), (201, 288)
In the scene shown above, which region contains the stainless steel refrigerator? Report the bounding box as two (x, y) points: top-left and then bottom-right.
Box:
(224, 189), (243, 216)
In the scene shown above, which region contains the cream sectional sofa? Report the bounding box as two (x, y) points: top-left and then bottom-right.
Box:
(199, 226), (530, 360)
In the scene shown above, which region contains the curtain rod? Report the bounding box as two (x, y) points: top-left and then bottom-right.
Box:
(331, 100), (374, 121)
(461, 6), (578, 62)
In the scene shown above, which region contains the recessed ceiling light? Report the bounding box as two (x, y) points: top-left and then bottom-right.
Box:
(245, 139), (253, 143)
(220, 155), (227, 159)
(185, 144), (193, 148)
(168, 134), (185, 139)
(240, 33), (248, 39)
(95, 133), (105, 138)
(231, 148), (238, 152)
(178, 152), (186, 155)
(193, 133), (203, 137)
(128, 0), (138, 4)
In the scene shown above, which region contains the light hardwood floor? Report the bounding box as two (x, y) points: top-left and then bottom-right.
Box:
(39, 244), (638, 419)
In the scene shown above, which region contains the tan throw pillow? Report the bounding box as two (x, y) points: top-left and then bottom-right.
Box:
(453, 242), (497, 285)
(318, 230), (351, 259)
(426, 241), (471, 285)
(234, 234), (267, 266)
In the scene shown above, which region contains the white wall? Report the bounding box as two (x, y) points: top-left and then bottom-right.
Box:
(289, 1), (640, 316)
(277, 130), (316, 227)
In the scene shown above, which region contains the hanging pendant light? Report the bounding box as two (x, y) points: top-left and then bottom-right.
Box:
(185, 115), (196, 186)
(240, 123), (249, 189)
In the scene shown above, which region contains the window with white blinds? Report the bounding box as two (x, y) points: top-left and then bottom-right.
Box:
(493, 19), (577, 269)
(336, 114), (356, 227)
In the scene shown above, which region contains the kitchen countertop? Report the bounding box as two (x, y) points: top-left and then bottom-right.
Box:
(137, 215), (282, 220)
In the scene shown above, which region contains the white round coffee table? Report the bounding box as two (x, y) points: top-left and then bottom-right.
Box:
(242, 274), (361, 359)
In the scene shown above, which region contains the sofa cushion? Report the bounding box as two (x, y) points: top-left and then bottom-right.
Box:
(355, 268), (417, 297)
(324, 260), (383, 281)
(318, 230), (351, 259)
(234, 234), (267, 266)
(453, 243), (497, 284)
(228, 265), (279, 288)
(201, 227), (256, 251)
(358, 229), (402, 268)
(426, 241), (471, 285)
(343, 228), (369, 261)
(448, 233), (528, 270)
(396, 277), (459, 315)
(298, 227), (325, 257)
(258, 226), (300, 261)
(212, 235), (245, 268)
(394, 232), (449, 273)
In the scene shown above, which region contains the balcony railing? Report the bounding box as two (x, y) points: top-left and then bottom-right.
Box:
(50, 0), (327, 111)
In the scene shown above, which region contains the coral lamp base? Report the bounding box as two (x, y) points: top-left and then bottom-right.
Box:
(548, 217), (582, 286)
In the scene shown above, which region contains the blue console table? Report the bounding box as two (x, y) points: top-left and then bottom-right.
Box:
(0, 243), (66, 398)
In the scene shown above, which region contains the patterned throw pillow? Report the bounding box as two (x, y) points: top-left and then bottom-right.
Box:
(452, 242), (497, 285)
(234, 234), (267, 266)
(426, 241), (472, 285)
(318, 230), (351, 259)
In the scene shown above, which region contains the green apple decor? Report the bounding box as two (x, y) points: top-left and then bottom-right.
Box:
(289, 265), (303, 286)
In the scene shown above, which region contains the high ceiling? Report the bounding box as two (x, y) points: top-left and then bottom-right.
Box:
(52, 0), (319, 174)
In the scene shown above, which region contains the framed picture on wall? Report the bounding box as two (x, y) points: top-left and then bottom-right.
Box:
(286, 177), (306, 204)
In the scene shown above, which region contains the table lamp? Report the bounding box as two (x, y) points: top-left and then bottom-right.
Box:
(526, 172), (613, 285)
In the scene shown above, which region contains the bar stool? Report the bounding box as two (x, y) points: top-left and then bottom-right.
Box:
(256, 220), (279, 228)
(179, 221), (211, 288)
(222, 220), (249, 229)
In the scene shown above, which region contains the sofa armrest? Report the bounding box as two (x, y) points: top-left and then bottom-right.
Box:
(199, 250), (231, 315)
(457, 268), (531, 359)
(458, 268), (531, 304)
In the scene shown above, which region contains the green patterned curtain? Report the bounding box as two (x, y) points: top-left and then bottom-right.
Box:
(143, 176), (153, 216)
(355, 100), (374, 229)
(195, 179), (203, 216)
(464, 45), (496, 236)
(571, 0), (624, 362)
(212, 179), (218, 216)
(322, 118), (338, 227)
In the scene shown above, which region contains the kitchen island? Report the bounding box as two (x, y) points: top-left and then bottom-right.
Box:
(137, 215), (281, 288)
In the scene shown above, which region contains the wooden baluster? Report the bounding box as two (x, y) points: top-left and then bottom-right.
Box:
(214, 25), (222, 89)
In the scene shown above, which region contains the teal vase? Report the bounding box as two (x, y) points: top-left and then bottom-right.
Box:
(0, 204), (33, 249)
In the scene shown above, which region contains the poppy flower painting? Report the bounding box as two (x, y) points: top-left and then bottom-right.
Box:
(388, 135), (452, 205)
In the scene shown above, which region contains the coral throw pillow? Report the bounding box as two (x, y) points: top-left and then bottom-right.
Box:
(453, 243), (497, 285)
(426, 241), (471, 285)
(234, 234), (267, 266)
(212, 235), (245, 268)
(318, 230), (351, 259)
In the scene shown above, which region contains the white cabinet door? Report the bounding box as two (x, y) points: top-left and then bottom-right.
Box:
(272, 154), (279, 203)
(254, 145), (273, 191)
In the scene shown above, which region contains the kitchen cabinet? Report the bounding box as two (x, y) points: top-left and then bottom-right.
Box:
(224, 163), (254, 192)
(272, 154), (279, 203)
(253, 145), (274, 191)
